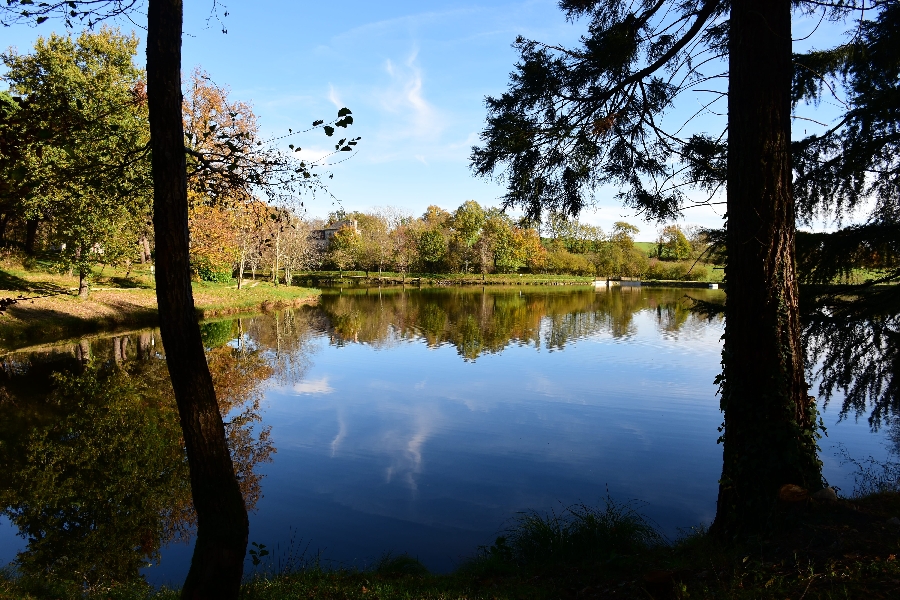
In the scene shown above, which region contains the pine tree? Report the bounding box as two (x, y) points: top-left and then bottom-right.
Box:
(470, 0), (895, 536)
(794, 4), (900, 434)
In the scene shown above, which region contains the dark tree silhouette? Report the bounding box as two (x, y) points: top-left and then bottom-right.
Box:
(470, 0), (893, 536)
(145, 2), (248, 597)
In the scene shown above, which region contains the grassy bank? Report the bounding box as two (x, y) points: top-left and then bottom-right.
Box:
(0, 258), (318, 351)
(295, 270), (723, 287)
(296, 271), (598, 286)
(3, 492), (898, 599)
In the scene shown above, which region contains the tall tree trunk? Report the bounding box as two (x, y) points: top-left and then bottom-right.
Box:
(138, 331), (153, 360)
(273, 229), (280, 286)
(0, 213), (9, 245)
(139, 235), (149, 264)
(143, 235), (153, 263)
(237, 248), (246, 290)
(76, 339), (91, 364)
(78, 267), (90, 299)
(24, 218), (38, 255)
(146, 1), (248, 598)
(713, 0), (822, 537)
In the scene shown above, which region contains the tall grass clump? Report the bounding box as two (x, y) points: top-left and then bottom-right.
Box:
(472, 498), (665, 574)
(838, 443), (900, 496)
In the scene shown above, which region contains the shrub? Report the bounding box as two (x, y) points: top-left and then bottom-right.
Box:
(645, 259), (709, 281)
(191, 256), (232, 283)
(547, 248), (593, 275)
(469, 498), (664, 572)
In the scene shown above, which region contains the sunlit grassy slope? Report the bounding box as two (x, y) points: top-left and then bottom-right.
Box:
(0, 254), (318, 350)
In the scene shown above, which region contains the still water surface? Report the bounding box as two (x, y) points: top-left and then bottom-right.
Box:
(0, 286), (889, 587)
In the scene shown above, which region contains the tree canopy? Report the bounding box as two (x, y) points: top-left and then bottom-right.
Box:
(1, 28), (151, 294)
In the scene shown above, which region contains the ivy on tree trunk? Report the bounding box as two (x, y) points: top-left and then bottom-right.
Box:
(713, 0), (823, 537)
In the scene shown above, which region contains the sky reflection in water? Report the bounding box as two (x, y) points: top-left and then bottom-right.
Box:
(0, 286), (890, 587)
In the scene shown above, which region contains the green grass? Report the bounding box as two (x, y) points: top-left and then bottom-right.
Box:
(634, 241), (657, 256)
(191, 279), (319, 317)
(0, 256), (318, 351)
(489, 500), (665, 568)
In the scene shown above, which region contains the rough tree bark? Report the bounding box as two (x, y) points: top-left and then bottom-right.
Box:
(713, 0), (823, 537)
(0, 214), (9, 244)
(78, 264), (89, 299)
(23, 218), (38, 254)
(146, 1), (249, 597)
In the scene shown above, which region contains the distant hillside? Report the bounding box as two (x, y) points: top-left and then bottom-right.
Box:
(634, 241), (656, 256)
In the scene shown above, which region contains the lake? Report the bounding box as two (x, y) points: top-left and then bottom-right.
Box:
(0, 285), (891, 588)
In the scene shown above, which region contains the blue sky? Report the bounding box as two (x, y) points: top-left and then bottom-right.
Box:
(2, 1), (854, 237)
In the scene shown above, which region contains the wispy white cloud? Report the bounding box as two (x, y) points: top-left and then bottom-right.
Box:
(328, 84), (343, 109)
(383, 409), (435, 493)
(292, 377), (334, 395)
(331, 411), (347, 456)
(293, 143), (338, 163)
(378, 49), (444, 142)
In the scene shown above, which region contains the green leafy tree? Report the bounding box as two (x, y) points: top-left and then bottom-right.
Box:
(657, 225), (692, 260)
(484, 210), (524, 273)
(544, 212), (604, 254)
(391, 220), (420, 280)
(450, 200), (485, 272)
(516, 226), (549, 273)
(2, 3), (360, 597)
(328, 224), (361, 276)
(418, 227), (447, 273)
(355, 212), (391, 276)
(1, 28), (152, 296)
(422, 204), (451, 228)
(0, 90), (28, 242)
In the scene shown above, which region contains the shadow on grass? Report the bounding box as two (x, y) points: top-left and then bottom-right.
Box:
(0, 269), (68, 295)
(105, 276), (154, 289)
(0, 304), (159, 352)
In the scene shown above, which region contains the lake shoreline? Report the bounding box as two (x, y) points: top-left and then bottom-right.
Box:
(235, 491), (900, 599)
(0, 272), (319, 352)
(0, 265), (724, 352)
(2, 492), (897, 599)
(295, 271), (724, 289)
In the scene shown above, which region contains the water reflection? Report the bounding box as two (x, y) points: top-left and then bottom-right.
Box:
(5, 285), (892, 587)
(319, 286), (717, 359)
(0, 325), (279, 590)
(0, 359), (191, 587)
(804, 304), (900, 430)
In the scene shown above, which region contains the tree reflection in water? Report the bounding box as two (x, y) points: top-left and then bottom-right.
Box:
(0, 322), (283, 592)
(20, 286), (897, 590)
(2, 285), (896, 591)
(317, 286), (718, 360)
(804, 287), (900, 430)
